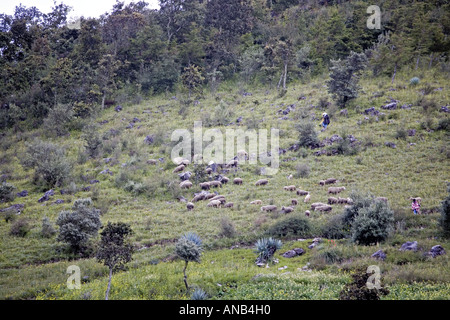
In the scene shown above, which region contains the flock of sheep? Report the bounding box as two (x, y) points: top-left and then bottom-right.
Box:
(166, 154), (368, 217)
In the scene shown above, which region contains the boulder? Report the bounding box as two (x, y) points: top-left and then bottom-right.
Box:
(439, 106), (449, 113)
(427, 245), (446, 258)
(115, 105), (122, 112)
(385, 142), (397, 149)
(282, 248), (305, 258)
(16, 190), (28, 197)
(381, 101), (398, 110)
(178, 171), (192, 181)
(144, 135), (154, 145)
(0, 203), (24, 213)
(399, 241), (418, 252)
(371, 250), (387, 261)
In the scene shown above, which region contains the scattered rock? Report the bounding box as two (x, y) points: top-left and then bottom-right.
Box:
(399, 241), (418, 252)
(308, 238), (322, 249)
(282, 248), (305, 258)
(381, 100), (398, 110)
(371, 250), (387, 261)
(407, 129), (416, 136)
(364, 107), (380, 116)
(100, 168), (113, 175)
(340, 109), (348, 117)
(89, 179), (100, 184)
(82, 186), (91, 192)
(385, 142), (397, 149)
(115, 105), (123, 112)
(427, 245), (446, 258)
(16, 190), (28, 197)
(54, 199), (64, 204)
(236, 116), (243, 124)
(178, 171), (192, 181)
(439, 106), (449, 113)
(400, 104), (412, 109)
(132, 117), (141, 123)
(0, 203), (24, 213)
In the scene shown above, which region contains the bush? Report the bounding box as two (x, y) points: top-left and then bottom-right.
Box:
(191, 288), (208, 300)
(56, 198), (102, 254)
(41, 216), (56, 238)
(9, 218), (31, 237)
(82, 123), (103, 158)
(334, 133), (360, 156)
(395, 128), (407, 140)
(22, 139), (71, 188)
(436, 118), (449, 132)
(294, 163), (310, 178)
(43, 104), (74, 137)
(342, 191), (373, 227)
(339, 267), (389, 300)
(320, 214), (349, 239)
(409, 77), (420, 86)
(254, 237), (282, 264)
(439, 183), (450, 239)
(219, 216), (236, 238)
(266, 215), (311, 238)
(351, 200), (394, 245)
(0, 182), (16, 203)
(296, 121), (320, 148)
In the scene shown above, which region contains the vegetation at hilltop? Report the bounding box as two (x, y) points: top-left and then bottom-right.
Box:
(0, 0), (449, 301)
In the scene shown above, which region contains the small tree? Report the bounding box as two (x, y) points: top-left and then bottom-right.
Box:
(82, 123), (103, 158)
(327, 51), (367, 108)
(0, 182), (16, 203)
(43, 104), (74, 137)
(439, 183), (450, 239)
(56, 198), (102, 254)
(296, 121), (320, 149)
(181, 64), (205, 98)
(96, 222), (134, 300)
(41, 216), (56, 238)
(175, 232), (203, 291)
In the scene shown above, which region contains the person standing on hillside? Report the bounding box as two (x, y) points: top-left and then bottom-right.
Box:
(320, 112), (330, 130)
(411, 198), (421, 215)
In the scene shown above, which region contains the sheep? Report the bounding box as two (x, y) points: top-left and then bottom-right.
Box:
(210, 195), (225, 201)
(338, 197), (353, 205)
(210, 180), (222, 188)
(173, 164), (185, 173)
(204, 193), (216, 200)
(281, 206), (294, 214)
(237, 149), (249, 160)
(327, 186), (346, 194)
(291, 199), (298, 206)
(304, 194), (311, 203)
(311, 202), (328, 210)
(226, 159), (238, 168)
(205, 167), (213, 174)
(376, 197), (388, 203)
(250, 200), (262, 205)
(261, 205), (277, 212)
(147, 159), (158, 165)
(220, 176), (230, 184)
(328, 197), (339, 205)
(324, 178), (337, 185)
(199, 182), (211, 190)
(186, 202), (194, 211)
(255, 179), (268, 186)
(192, 193), (206, 202)
(287, 174), (293, 180)
(181, 159), (190, 166)
(180, 180), (193, 189)
(305, 210), (311, 217)
(207, 200), (222, 208)
(284, 185), (297, 191)
(314, 205), (332, 212)
(319, 180), (326, 186)
(233, 178), (243, 185)
(224, 202), (234, 208)
(297, 189), (309, 196)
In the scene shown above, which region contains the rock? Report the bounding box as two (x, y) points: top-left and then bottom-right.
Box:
(364, 107), (380, 116)
(427, 245), (446, 258)
(385, 142), (397, 149)
(90, 179), (100, 184)
(54, 199), (64, 204)
(178, 171), (192, 181)
(308, 238), (322, 249)
(407, 129), (416, 136)
(401, 104), (412, 109)
(0, 203), (24, 213)
(115, 105), (122, 112)
(371, 250), (387, 261)
(439, 106), (449, 113)
(381, 101), (398, 110)
(82, 186), (91, 192)
(38, 190), (54, 203)
(282, 248), (305, 258)
(45, 189), (55, 197)
(125, 123), (134, 129)
(144, 135), (154, 145)
(340, 109), (348, 117)
(132, 117), (141, 123)
(100, 168), (113, 175)
(399, 241), (418, 252)
(236, 116), (243, 124)
(16, 190), (28, 197)
(103, 158), (112, 163)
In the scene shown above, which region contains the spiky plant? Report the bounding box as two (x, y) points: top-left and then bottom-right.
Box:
(254, 237), (282, 264)
(175, 232), (203, 291)
(191, 288), (208, 300)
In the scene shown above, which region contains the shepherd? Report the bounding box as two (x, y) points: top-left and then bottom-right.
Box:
(320, 112), (330, 130)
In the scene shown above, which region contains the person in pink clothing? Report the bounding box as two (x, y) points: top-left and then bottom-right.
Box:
(411, 198), (421, 215)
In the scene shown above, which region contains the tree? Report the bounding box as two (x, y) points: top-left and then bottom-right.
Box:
(97, 54), (122, 109)
(439, 183), (450, 239)
(327, 51), (367, 109)
(96, 222), (134, 300)
(56, 198), (102, 254)
(181, 64), (204, 98)
(175, 232), (203, 291)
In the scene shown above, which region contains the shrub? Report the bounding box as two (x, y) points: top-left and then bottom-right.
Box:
(56, 198), (102, 254)
(0, 182), (16, 203)
(175, 232), (203, 291)
(191, 288), (208, 300)
(436, 118), (449, 132)
(320, 214), (349, 239)
(334, 133), (360, 156)
(82, 123), (103, 158)
(41, 216), (56, 238)
(296, 121), (320, 148)
(9, 218), (31, 237)
(351, 200), (394, 245)
(409, 77), (420, 86)
(339, 267), (389, 300)
(395, 128), (407, 140)
(439, 183), (450, 239)
(342, 191), (373, 227)
(43, 104), (74, 137)
(254, 237), (282, 264)
(22, 139), (71, 188)
(219, 216), (236, 238)
(266, 215), (311, 238)
(294, 163), (310, 178)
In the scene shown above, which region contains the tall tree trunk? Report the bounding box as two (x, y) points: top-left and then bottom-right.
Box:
(102, 94), (106, 110)
(283, 62), (287, 90)
(105, 267), (113, 300)
(183, 261), (189, 291)
(416, 56), (420, 70)
(277, 71), (283, 90)
(429, 53), (434, 69)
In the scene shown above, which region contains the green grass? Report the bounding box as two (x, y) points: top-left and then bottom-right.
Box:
(0, 67), (449, 300)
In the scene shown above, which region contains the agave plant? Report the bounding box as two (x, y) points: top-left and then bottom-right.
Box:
(409, 77), (420, 86)
(191, 288), (208, 300)
(175, 232), (203, 291)
(254, 237), (282, 264)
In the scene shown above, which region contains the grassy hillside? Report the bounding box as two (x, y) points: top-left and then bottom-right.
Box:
(0, 68), (449, 300)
